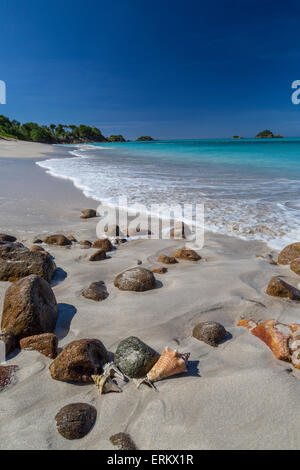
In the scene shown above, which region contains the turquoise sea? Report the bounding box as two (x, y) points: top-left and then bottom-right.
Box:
(37, 139), (300, 249)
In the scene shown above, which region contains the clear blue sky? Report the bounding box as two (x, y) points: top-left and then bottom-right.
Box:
(1, 0), (300, 139)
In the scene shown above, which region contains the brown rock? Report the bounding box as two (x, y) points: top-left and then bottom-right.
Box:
(0, 244), (56, 282)
(20, 333), (58, 359)
(89, 250), (107, 261)
(67, 235), (77, 242)
(1, 274), (59, 340)
(33, 238), (43, 244)
(0, 331), (17, 357)
(55, 403), (97, 440)
(151, 267), (167, 274)
(78, 240), (92, 248)
(49, 338), (108, 383)
(92, 238), (113, 251)
(291, 258), (300, 276)
(0, 234), (16, 243)
(266, 277), (300, 300)
(193, 321), (228, 347)
(82, 282), (109, 302)
(173, 248), (201, 261)
(278, 242), (300, 265)
(0, 365), (18, 390)
(110, 433), (137, 450)
(80, 209), (97, 219)
(43, 234), (72, 246)
(157, 254), (178, 264)
(114, 267), (156, 292)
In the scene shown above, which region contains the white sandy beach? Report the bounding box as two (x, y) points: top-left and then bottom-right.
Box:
(0, 141), (300, 450)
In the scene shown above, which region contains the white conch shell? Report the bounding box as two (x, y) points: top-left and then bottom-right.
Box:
(103, 362), (125, 381)
(92, 374), (122, 394)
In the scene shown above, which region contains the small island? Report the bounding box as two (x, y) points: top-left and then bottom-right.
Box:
(232, 136), (243, 139)
(255, 130), (284, 139)
(136, 136), (155, 141)
(107, 135), (126, 142)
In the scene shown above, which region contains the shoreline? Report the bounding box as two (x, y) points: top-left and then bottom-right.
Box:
(1, 140), (300, 450)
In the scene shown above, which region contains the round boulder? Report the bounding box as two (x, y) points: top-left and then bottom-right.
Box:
(80, 209), (97, 219)
(43, 234), (72, 246)
(278, 242), (300, 265)
(266, 277), (300, 300)
(55, 403), (97, 440)
(173, 248), (201, 261)
(193, 321), (228, 347)
(114, 336), (159, 378)
(49, 338), (108, 383)
(92, 238), (113, 251)
(114, 267), (156, 292)
(1, 275), (59, 341)
(82, 281), (109, 302)
(89, 250), (107, 261)
(157, 254), (178, 264)
(0, 243), (56, 282)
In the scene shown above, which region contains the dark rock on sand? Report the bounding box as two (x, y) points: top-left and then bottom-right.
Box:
(67, 235), (77, 242)
(55, 403), (97, 440)
(278, 242), (300, 265)
(33, 238), (43, 244)
(82, 281), (109, 302)
(49, 338), (108, 383)
(0, 243), (56, 282)
(114, 267), (156, 292)
(0, 331), (17, 357)
(80, 209), (97, 219)
(0, 365), (18, 390)
(193, 321), (228, 347)
(0, 234), (16, 243)
(110, 433), (137, 450)
(43, 234), (72, 246)
(114, 336), (159, 378)
(157, 254), (178, 264)
(1, 275), (59, 341)
(79, 240), (92, 248)
(151, 267), (167, 274)
(89, 250), (107, 261)
(20, 333), (58, 359)
(173, 248), (201, 261)
(290, 258), (300, 276)
(266, 277), (300, 300)
(92, 238), (113, 251)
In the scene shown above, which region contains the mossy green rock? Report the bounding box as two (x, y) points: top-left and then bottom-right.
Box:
(114, 336), (159, 378)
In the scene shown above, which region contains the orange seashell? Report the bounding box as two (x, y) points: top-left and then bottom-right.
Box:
(238, 318), (300, 363)
(146, 347), (190, 383)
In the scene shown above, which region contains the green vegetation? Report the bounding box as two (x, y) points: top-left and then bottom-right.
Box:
(108, 135), (126, 142)
(0, 115), (107, 144)
(255, 130), (284, 139)
(136, 136), (155, 141)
